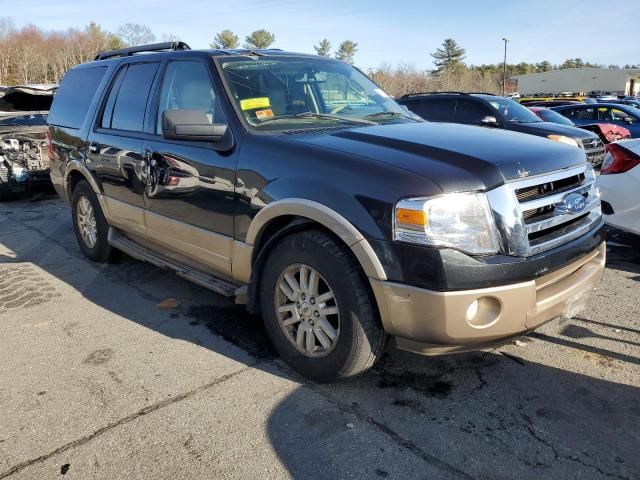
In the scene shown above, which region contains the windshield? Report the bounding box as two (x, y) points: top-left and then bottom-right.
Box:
(535, 108), (575, 126)
(478, 96), (543, 124)
(0, 113), (48, 127)
(219, 56), (417, 130)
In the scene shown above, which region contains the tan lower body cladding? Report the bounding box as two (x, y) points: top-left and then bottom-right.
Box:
(370, 243), (606, 355)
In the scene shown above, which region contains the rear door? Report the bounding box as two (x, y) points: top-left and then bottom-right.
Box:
(562, 106), (595, 125)
(141, 58), (239, 276)
(402, 97), (454, 122)
(86, 60), (161, 236)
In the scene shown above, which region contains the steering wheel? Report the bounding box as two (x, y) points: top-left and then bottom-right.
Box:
(330, 104), (349, 114)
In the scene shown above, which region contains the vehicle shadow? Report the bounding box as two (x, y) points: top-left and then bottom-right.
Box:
(1, 197), (638, 479)
(267, 351), (639, 479)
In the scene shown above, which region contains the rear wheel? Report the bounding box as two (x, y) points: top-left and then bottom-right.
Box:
(260, 230), (386, 382)
(71, 180), (114, 262)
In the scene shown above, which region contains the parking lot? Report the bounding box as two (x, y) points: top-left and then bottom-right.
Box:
(0, 191), (638, 480)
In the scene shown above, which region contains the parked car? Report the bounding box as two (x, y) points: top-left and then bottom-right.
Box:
(529, 107), (631, 146)
(48, 43), (605, 381)
(552, 103), (640, 138)
(609, 99), (640, 109)
(598, 140), (640, 235)
(398, 92), (606, 166)
(0, 84), (56, 199)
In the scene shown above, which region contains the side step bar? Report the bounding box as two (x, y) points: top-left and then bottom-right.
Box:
(108, 227), (245, 300)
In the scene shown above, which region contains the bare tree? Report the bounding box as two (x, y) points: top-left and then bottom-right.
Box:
(161, 33), (180, 42)
(117, 23), (155, 47)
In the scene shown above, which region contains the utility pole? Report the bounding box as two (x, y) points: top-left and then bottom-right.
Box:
(502, 38), (509, 96)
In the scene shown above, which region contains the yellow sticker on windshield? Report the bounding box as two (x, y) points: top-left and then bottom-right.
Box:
(240, 97), (271, 110)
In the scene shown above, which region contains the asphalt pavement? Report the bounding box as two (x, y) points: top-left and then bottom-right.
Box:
(0, 190), (638, 480)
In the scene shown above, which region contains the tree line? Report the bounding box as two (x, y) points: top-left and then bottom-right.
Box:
(1, 17), (637, 95)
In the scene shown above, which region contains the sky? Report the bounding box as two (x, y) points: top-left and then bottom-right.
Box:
(8, 0), (640, 71)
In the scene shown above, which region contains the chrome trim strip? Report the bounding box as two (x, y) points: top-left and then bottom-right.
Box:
(525, 198), (600, 234)
(504, 164), (587, 188)
(519, 183), (590, 211)
(528, 215), (603, 256)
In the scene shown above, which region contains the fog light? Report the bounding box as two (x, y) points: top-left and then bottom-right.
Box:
(465, 297), (501, 328)
(466, 300), (480, 322)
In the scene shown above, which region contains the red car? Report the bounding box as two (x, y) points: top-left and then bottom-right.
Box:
(529, 106), (631, 143)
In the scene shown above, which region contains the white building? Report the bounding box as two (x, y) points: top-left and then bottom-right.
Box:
(513, 68), (640, 96)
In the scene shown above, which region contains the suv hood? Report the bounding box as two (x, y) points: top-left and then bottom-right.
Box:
(289, 122), (586, 192)
(513, 120), (599, 140)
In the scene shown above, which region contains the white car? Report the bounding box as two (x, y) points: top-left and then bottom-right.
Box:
(597, 139), (640, 235)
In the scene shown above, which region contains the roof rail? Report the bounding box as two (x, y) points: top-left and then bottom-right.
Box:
(94, 41), (191, 61)
(400, 91), (469, 98)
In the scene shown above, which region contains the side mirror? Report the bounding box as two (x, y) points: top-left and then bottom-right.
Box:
(162, 109), (228, 142)
(481, 115), (499, 126)
(624, 117), (635, 124)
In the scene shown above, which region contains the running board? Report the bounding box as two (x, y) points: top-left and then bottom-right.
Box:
(108, 227), (242, 299)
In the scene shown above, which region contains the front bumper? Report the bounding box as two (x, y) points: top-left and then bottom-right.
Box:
(370, 242), (606, 355)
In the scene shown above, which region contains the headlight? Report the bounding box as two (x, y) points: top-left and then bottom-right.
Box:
(394, 192), (500, 255)
(547, 134), (580, 148)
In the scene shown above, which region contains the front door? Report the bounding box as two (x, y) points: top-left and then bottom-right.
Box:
(87, 61), (160, 236)
(142, 59), (239, 276)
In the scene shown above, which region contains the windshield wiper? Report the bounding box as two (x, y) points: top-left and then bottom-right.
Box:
(364, 111), (401, 119)
(257, 112), (376, 126)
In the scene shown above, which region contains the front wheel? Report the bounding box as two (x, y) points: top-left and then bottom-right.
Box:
(260, 230), (386, 382)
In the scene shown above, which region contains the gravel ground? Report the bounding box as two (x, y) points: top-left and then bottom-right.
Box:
(0, 191), (638, 480)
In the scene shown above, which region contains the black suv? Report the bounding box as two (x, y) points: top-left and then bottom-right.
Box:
(397, 92), (606, 166)
(48, 43), (605, 381)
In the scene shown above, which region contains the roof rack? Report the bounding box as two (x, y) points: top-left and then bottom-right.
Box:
(94, 41), (191, 61)
(400, 91), (470, 98)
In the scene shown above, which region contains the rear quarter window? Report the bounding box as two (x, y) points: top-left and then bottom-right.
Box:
(405, 98), (454, 122)
(47, 66), (107, 129)
(102, 62), (159, 132)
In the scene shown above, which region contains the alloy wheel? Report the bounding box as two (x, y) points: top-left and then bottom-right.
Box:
(274, 263), (340, 357)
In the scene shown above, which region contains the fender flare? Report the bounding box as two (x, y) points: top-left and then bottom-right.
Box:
(63, 160), (102, 202)
(244, 198), (387, 281)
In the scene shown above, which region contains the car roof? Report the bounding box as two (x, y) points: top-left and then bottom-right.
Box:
(554, 102), (636, 110)
(82, 48), (325, 69)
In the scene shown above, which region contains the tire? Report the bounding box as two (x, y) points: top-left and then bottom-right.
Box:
(259, 229), (387, 382)
(71, 180), (114, 262)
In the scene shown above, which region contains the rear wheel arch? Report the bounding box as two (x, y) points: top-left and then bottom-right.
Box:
(64, 163), (102, 203)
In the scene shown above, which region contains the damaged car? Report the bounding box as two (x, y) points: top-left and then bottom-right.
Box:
(0, 84), (56, 200)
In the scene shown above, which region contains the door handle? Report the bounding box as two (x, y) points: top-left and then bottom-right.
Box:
(88, 142), (100, 154)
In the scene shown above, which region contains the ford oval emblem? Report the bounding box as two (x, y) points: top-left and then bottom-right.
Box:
(558, 192), (587, 215)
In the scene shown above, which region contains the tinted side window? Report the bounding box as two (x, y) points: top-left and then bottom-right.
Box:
(406, 98), (454, 122)
(565, 107), (594, 120)
(455, 99), (494, 124)
(104, 62), (159, 132)
(100, 67), (126, 128)
(48, 66), (107, 128)
(156, 61), (227, 134)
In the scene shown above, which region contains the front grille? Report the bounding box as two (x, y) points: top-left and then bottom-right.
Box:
(582, 138), (605, 167)
(486, 164), (602, 257)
